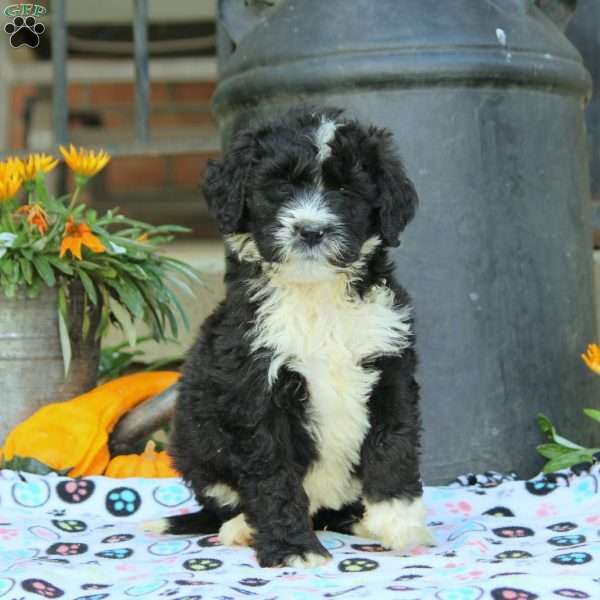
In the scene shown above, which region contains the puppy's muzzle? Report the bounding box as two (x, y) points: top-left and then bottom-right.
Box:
(295, 222), (327, 247)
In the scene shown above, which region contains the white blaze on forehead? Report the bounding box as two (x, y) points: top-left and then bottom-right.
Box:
(315, 118), (338, 162)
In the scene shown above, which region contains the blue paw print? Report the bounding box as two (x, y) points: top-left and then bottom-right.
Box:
(0, 578), (15, 597)
(434, 586), (485, 600)
(548, 534), (586, 547)
(152, 483), (192, 507)
(95, 547), (134, 559)
(11, 479), (50, 507)
(525, 479), (558, 496)
(105, 488), (141, 517)
(147, 539), (191, 556)
(123, 579), (167, 596)
(551, 552), (592, 565)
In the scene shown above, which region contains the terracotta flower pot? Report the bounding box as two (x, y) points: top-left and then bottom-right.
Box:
(0, 282), (101, 444)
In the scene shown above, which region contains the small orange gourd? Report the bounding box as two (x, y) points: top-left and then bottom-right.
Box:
(1, 371), (179, 476)
(105, 440), (179, 478)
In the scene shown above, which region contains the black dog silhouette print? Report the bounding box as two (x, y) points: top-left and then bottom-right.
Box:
(4, 16), (45, 48)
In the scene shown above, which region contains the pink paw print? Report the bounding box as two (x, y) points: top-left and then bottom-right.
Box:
(456, 569), (484, 581)
(536, 503), (558, 518)
(0, 528), (17, 541)
(445, 501), (472, 516)
(585, 514), (600, 524)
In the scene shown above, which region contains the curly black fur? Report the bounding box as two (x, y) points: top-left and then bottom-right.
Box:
(166, 107), (425, 568)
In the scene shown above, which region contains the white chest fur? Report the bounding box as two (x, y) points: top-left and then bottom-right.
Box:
(250, 272), (412, 513)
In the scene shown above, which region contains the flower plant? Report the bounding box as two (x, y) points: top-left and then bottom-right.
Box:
(0, 148), (198, 373)
(536, 343), (600, 472)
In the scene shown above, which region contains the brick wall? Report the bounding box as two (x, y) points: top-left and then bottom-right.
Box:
(9, 81), (221, 237)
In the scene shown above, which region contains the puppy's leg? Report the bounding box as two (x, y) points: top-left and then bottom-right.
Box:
(355, 352), (435, 550)
(239, 465), (331, 568)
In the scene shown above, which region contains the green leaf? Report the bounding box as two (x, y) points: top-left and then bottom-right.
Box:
(34, 171), (50, 205)
(536, 413), (583, 449)
(543, 449), (597, 473)
(108, 295), (137, 348)
(32, 255), (56, 287)
(47, 257), (74, 275)
(18, 257), (32, 285)
(77, 268), (98, 306)
(57, 291), (72, 377)
(537, 443), (573, 460)
(583, 408), (600, 424)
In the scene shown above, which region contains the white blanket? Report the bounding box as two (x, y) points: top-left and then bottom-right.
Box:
(0, 465), (599, 599)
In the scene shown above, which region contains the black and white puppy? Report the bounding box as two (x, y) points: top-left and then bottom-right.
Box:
(149, 106), (434, 568)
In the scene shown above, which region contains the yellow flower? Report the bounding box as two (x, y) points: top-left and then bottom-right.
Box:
(9, 153), (58, 184)
(59, 145), (110, 184)
(59, 216), (106, 260)
(581, 343), (600, 375)
(0, 160), (22, 203)
(17, 204), (49, 235)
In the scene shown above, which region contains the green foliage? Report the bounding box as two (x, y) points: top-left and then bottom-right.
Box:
(98, 337), (183, 382)
(536, 412), (600, 473)
(0, 169), (200, 372)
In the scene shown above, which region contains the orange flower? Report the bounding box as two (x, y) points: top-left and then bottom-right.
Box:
(17, 204), (49, 235)
(0, 160), (22, 202)
(59, 216), (106, 260)
(9, 153), (58, 184)
(59, 145), (110, 183)
(581, 343), (600, 375)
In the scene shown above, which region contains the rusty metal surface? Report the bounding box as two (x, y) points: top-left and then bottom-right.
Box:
(0, 285), (100, 444)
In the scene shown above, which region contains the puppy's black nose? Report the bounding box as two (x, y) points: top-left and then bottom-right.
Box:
(298, 224), (325, 246)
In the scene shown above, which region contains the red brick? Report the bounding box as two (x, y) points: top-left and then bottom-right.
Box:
(150, 83), (170, 103)
(170, 154), (217, 188)
(8, 123), (25, 150)
(11, 84), (38, 115)
(170, 82), (216, 102)
(103, 109), (132, 129)
(67, 83), (90, 106)
(150, 110), (215, 129)
(90, 83), (135, 105)
(105, 156), (168, 191)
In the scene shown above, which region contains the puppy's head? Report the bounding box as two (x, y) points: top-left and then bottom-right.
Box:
(203, 107), (417, 279)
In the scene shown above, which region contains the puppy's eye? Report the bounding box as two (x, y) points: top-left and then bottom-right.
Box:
(339, 187), (345, 192)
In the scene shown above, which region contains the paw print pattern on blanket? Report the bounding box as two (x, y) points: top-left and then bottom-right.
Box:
(105, 488), (141, 516)
(51, 519), (87, 533)
(182, 557), (223, 571)
(56, 479), (95, 504)
(21, 578), (64, 598)
(0, 465), (599, 598)
(12, 478), (50, 507)
(550, 552), (592, 565)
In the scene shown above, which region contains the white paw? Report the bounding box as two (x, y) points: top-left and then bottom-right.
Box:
(354, 496), (436, 550)
(138, 518), (168, 534)
(380, 523), (436, 551)
(284, 552), (331, 569)
(219, 513), (254, 547)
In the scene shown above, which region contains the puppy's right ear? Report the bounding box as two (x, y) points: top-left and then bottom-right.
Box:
(202, 130), (255, 234)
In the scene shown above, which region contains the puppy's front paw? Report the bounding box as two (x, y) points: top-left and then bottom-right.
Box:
(381, 523), (436, 551)
(354, 496), (436, 551)
(219, 513), (254, 547)
(285, 551), (331, 569)
(256, 539), (331, 568)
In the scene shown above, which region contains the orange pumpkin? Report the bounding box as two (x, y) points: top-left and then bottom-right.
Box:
(105, 440), (179, 478)
(1, 371), (179, 476)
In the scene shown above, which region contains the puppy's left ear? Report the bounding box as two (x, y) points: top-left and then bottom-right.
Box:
(369, 127), (418, 247)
